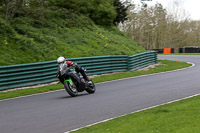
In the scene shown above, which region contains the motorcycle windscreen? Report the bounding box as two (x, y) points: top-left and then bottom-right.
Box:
(59, 63), (68, 76)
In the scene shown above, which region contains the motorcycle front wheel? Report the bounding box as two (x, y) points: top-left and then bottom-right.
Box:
(64, 81), (78, 97)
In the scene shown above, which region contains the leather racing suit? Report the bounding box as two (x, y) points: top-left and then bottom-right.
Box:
(57, 61), (90, 84)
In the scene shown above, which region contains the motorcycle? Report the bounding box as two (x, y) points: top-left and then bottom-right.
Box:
(58, 63), (96, 97)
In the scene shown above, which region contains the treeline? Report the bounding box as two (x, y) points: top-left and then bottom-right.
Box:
(0, 0), (128, 26)
(121, 3), (200, 50)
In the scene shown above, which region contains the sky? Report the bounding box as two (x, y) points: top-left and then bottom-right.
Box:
(133, 0), (200, 20)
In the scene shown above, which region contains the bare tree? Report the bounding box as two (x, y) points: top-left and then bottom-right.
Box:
(121, 0), (199, 51)
(122, 3), (168, 49)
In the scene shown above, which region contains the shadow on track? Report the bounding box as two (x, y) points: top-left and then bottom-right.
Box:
(56, 93), (90, 99)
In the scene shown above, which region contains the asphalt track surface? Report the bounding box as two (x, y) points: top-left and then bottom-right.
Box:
(1, 55), (200, 133)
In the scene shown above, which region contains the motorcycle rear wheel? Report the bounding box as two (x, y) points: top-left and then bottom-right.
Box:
(85, 81), (96, 94)
(64, 81), (78, 97)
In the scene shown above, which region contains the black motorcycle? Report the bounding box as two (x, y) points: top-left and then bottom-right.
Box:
(58, 63), (95, 97)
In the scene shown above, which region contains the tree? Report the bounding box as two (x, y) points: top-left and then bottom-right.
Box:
(121, 1), (197, 50)
(48, 0), (117, 26)
(113, 0), (130, 25)
(121, 3), (169, 49)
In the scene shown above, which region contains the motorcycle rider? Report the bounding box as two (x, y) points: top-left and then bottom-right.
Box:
(56, 56), (91, 84)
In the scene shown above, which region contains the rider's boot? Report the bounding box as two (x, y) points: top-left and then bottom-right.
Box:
(81, 71), (92, 83)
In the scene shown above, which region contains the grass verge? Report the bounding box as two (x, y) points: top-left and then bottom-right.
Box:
(71, 95), (200, 133)
(159, 53), (200, 55)
(0, 60), (192, 100)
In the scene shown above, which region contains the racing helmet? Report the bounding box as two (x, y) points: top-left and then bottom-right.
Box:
(57, 57), (65, 64)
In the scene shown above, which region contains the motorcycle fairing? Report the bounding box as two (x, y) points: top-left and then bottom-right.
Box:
(68, 71), (81, 84)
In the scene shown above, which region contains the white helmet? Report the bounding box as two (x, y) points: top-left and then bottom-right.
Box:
(57, 57), (65, 64)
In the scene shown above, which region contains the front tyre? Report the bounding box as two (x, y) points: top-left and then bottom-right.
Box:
(64, 81), (78, 97)
(85, 81), (96, 94)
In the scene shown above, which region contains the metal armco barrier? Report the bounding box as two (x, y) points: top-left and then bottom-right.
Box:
(0, 51), (157, 90)
(128, 52), (157, 71)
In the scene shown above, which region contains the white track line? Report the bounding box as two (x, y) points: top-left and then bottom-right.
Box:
(0, 63), (197, 133)
(64, 62), (196, 133)
(65, 92), (200, 133)
(0, 89), (64, 102)
(95, 62), (195, 85)
(0, 62), (195, 102)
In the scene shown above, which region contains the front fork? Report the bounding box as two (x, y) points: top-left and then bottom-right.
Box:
(64, 77), (73, 86)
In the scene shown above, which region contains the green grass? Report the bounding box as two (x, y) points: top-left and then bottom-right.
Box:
(71, 95), (200, 133)
(0, 60), (192, 100)
(0, 8), (145, 65)
(160, 53), (200, 55)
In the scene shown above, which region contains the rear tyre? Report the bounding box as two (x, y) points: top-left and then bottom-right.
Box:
(85, 81), (96, 94)
(64, 81), (78, 97)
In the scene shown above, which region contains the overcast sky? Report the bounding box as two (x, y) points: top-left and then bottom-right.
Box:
(132, 0), (200, 20)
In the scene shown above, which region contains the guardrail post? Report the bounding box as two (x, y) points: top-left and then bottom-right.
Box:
(127, 56), (131, 71)
(154, 51), (158, 64)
